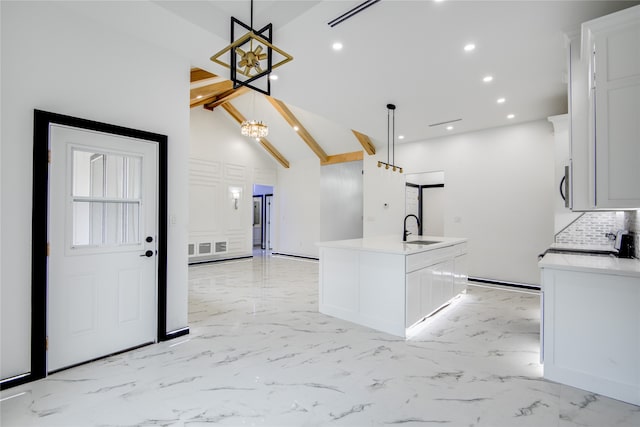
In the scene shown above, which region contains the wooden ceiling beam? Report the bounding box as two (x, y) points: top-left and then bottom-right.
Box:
(351, 129), (376, 155)
(190, 68), (217, 83)
(266, 96), (329, 163)
(190, 95), (218, 109)
(220, 102), (290, 169)
(190, 81), (234, 108)
(203, 86), (249, 111)
(321, 151), (364, 166)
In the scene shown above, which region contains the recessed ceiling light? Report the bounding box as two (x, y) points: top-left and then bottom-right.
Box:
(332, 42), (343, 51)
(507, 114), (515, 119)
(497, 97), (506, 104)
(269, 74), (278, 80)
(446, 126), (454, 131)
(398, 135), (405, 140)
(196, 95), (203, 99)
(464, 43), (475, 52)
(293, 126), (299, 131)
(483, 75), (493, 83)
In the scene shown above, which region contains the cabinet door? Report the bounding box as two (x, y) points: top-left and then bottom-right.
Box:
(454, 254), (468, 295)
(420, 260), (453, 316)
(590, 11), (640, 208)
(568, 35), (592, 211)
(406, 271), (422, 328)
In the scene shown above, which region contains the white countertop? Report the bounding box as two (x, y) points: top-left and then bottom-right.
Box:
(316, 235), (467, 255)
(539, 253), (640, 278)
(549, 242), (617, 253)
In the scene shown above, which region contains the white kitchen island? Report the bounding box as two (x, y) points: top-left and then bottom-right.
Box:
(317, 235), (468, 338)
(539, 253), (640, 406)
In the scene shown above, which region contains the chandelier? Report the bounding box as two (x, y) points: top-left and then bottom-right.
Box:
(240, 120), (269, 139)
(210, 0), (292, 96)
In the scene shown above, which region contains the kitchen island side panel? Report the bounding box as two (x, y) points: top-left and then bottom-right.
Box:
(319, 247), (406, 336)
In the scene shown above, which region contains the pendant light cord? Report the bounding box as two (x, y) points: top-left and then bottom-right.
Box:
(250, 0), (254, 29)
(392, 107), (395, 166)
(387, 108), (390, 165)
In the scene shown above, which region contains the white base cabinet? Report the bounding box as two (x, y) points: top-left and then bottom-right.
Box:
(540, 263), (640, 406)
(319, 237), (467, 338)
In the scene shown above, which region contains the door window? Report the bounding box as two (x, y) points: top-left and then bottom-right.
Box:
(71, 149), (142, 248)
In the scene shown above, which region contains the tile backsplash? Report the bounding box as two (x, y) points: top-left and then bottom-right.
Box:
(555, 211), (625, 246)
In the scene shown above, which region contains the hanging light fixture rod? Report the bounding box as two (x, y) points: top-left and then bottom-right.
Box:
(377, 103), (403, 173)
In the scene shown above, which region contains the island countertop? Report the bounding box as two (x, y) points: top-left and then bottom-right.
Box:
(316, 235), (467, 255)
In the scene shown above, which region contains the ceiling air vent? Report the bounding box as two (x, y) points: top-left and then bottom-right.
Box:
(327, 0), (381, 27)
(428, 118), (462, 127)
(188, 243), (195, 257)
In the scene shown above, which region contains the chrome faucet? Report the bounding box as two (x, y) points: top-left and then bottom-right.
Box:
(403, 214), (420, 242)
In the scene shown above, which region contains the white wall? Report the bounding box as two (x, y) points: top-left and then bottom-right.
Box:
(396, 120), (555, 285)
(363, 155), (406, 238)
(320, 161), (363, 242)
(189, 107), (277, 261)
(276, 157), (321, 257)
(1, 2), (190, 379)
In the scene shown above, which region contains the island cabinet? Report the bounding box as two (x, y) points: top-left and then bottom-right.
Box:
(539, 253), (640, 406)
(406, 244), (468, 328)
(570, 5), (640, 210)
(318, 236), (467, 338)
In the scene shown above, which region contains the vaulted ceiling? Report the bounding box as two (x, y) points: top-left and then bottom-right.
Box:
(70, 1), (640, 166)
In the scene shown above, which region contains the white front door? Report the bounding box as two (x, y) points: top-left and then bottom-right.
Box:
(48, 124), (158, 372)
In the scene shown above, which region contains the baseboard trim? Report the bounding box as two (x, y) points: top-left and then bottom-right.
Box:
(271, 252), (319, 261)
(0, 372), (33, 391)
(468, 276), (540, 291)
(188, 255), (253, 265)
(163, 327), (190, 341)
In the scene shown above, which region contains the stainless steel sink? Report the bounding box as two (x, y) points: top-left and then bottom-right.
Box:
(404, 240), (441, 245)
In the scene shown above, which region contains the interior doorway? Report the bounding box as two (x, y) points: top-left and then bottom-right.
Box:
(405, 171), (445, 237)
(253, 184), (274, 250)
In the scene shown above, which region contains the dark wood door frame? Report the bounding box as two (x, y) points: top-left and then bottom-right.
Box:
(0, 109), (185, 390)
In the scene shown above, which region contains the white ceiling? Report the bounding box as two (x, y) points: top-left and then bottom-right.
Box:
(68, 1), (640, 162)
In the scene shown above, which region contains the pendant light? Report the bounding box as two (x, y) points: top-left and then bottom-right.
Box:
(240, 90), (268, 139)
(377, 103), (403, 173)
(209, 0), (293, 96)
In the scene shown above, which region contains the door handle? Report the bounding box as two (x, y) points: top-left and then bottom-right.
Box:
(140, 250), (154, 258)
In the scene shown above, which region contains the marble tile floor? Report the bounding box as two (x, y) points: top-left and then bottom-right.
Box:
(2, 253), (639, 426)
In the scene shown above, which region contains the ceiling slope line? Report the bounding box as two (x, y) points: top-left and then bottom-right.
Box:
(203, 86), (250, 111)
(351, 129), (376, 155)
(220, 102), (290, 169)
(321, 151), (364, 166)
(265, 96), (329, 163)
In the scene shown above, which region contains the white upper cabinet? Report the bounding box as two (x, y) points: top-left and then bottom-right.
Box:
(570, 5), (640, 210)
